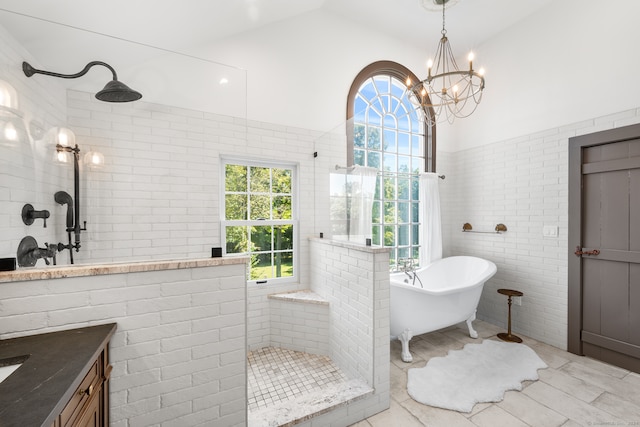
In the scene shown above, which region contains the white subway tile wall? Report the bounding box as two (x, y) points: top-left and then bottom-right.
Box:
(440, 108), (640, 350)
(269, 298), (330, 355)
(308, 239), (391, 424)
(0, 24), (68, 259)
(247, 282), (307, 351)
(4, 83), (325, 274)
(0, 264), (247, 426)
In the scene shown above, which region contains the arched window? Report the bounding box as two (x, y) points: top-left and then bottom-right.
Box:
(346, 61), (436, 270)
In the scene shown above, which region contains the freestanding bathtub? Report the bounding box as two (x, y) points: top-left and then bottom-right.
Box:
(390, 256), (497, 362)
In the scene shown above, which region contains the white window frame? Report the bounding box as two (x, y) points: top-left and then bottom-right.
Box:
(220, 156), (299, 285)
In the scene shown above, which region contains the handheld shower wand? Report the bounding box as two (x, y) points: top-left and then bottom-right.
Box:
(54, 191), (74, 230)
(53, 191), (86, 264)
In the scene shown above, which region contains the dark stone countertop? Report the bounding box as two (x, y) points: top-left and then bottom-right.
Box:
(0, 323), (117, 427)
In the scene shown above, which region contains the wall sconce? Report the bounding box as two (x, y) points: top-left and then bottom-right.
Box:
(84, 150), (105, 169)
(0, 79), (18, 109)
(50, 127), (76, 163)
(54, 127), (75, 146)
(0, 79), (28, 146)
(4, 122), (17, 141)
(23, 61), (142, 103)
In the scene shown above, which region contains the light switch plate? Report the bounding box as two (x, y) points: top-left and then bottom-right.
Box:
(543, 225), (558, 237)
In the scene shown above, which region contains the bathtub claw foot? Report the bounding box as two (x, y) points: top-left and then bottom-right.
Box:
(466, 311), (478, 339)
(399, 329), (414, 362)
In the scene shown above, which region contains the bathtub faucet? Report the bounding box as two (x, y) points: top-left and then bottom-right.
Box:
(400, 258), (415, 281)
(399, 258), (423, 288)
(399, 258), (415, 273)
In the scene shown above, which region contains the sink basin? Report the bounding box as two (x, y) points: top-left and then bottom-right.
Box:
(0, 355), (29, 384)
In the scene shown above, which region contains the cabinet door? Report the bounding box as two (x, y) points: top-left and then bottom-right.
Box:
(75, 393), (100, 427)
(60, 360), (100, 426)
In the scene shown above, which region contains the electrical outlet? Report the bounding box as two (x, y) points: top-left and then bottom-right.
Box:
(513, 296), (522, 306)
(543, 225), (558, 237)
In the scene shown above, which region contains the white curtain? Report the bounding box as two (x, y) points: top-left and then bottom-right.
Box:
(419, 173), (443, 266)
(347, 165), (377, 243)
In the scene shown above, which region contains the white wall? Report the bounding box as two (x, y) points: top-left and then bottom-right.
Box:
(449, 0), (640, 151)
(192, 8), (430, 134)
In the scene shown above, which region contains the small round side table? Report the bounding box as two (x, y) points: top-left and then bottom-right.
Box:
(497, 288), (523, 343)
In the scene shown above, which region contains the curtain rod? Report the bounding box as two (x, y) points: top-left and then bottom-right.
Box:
(334, 165), (445, 180)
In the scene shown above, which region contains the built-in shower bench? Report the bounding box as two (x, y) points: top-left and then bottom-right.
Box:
(268, 289), (328, 305)
(254, 290), (373, 427)
(267, 290), (330, 356)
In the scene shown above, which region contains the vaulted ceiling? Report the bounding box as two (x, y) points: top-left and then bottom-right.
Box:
(0, 0), (554, 57)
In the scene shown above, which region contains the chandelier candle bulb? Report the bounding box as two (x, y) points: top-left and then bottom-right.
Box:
(468, 52), (474, 71)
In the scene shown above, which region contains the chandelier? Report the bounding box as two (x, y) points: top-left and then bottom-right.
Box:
(407, 0), (485, 125)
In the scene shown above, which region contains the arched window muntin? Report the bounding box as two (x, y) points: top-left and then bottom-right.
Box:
(347, 61), (436, 270)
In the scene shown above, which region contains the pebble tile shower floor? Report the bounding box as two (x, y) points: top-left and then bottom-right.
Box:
(247, 347), (372, 426)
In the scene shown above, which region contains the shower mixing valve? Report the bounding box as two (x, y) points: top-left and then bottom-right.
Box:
(21, 204), (50, 228)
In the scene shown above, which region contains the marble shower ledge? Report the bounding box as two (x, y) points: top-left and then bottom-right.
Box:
(268, 290), (329, 305)
(0, 257), (248, 284)
(309, 237), (390, 253)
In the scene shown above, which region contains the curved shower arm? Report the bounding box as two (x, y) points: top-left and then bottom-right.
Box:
(23, 61), (118, 81)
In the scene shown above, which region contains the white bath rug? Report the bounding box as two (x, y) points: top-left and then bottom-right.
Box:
(407, 339), (547, 413)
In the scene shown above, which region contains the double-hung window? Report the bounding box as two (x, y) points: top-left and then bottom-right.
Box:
(222, 159), (297, 283)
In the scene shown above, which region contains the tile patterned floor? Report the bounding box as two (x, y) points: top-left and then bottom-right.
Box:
(247, 347), (372, 427)
(248, 347), (348, 411)
(353, 320), (640, 427)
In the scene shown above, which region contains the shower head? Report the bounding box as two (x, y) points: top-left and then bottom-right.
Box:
(22, 60), (142, 103)
(96, 79), (142, 103)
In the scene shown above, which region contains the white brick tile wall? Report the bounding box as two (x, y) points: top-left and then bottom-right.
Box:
(308, 238), (390, 423)
(3, 77), (322, 286)
(247, 281), (306, 350)
(442, 108), (640, 350)
(269, 298), (330, 355)
(0, 263), (247, 426)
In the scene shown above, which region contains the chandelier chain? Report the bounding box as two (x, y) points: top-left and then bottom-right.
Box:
(441, 1), (447, 36)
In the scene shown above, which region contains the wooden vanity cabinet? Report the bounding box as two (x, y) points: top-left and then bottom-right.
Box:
(51, 344), (111, 427)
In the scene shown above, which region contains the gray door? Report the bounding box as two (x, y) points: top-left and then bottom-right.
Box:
(568, 123), (640, 373)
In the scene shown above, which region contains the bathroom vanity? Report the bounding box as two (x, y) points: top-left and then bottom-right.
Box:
(0, 323), (116, 427)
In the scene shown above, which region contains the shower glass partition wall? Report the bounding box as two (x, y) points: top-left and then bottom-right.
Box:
(0, 10), (247, 265)
(330, 165), (377, 244)
(0, 8), (252, 427)
(315, 116), (429, 271)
